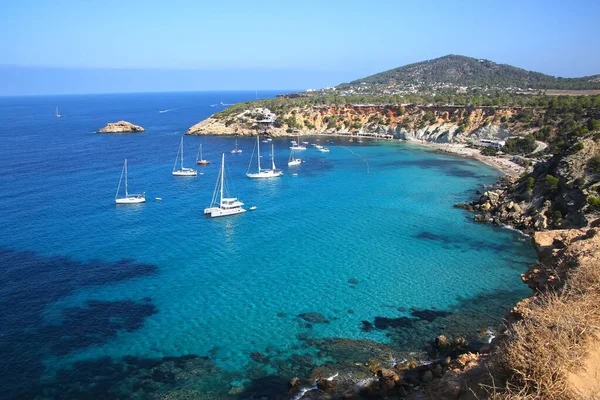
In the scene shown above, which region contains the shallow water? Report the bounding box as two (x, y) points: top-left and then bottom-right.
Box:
(0, 92), (536, 398)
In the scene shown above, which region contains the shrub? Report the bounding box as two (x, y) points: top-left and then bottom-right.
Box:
(589, 155), (600, 174)
(544, 174), (560, 193)
(525, 176), (535, 192)
(502, 135), (537, 155)
(589, 196), (600, 211)
(571, 142), (584, 154)
(481, 146), (498, 156)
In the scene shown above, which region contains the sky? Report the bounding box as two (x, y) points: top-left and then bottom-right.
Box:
(1, 0), (599, 95)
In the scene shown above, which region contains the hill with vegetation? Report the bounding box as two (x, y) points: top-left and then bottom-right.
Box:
(336, 55), (600, 93)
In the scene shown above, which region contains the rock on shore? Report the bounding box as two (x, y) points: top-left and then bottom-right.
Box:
(97, 121), (145, 133)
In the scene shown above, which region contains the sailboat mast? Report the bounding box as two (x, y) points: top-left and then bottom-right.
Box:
(180, 137), (184, 169)
(124, 159), (129, 197)
(220, 153), (225, 206)
(256, 135), (261, 172)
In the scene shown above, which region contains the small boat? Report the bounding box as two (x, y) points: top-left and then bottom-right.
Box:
(55, 106), (61, 118)
(204, 154), (247, 218)
(318, 147), (330, 153)
(246, 136), (283, 179)
(196, 144), (210, 165)
(231, 139), (242, 154)
(115, 159), (145, 204)
(249, 206), (257, 211)
(315, 145), (324, 149)
(155, 197), (162, 201)
(172, 136), (197, 176)
(302, 141), (309, 145)
(288, 146), (301, 166)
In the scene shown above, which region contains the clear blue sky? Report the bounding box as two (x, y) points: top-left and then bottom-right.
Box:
(1, 0), (599, 95)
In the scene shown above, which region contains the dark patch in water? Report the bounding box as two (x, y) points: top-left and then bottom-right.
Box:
(373, 316), (414, 329)
(414, 231), (512, 253)
(411, 309), (452, 322)
(237, 375), (290, 399)
(298, 312), (329, 324)
(0, 248), (158, 399)
(43, 300), (157, 355)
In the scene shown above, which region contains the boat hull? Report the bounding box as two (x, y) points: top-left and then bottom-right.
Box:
(196, 160), (210, 165)
(172, 170), (198, 176)
(204, 207), (247, 218)
(246, 170), (283, 179)
(115, 197), (146, 204)
(288, 160), (301, 166)
(231, 150), (242, 154)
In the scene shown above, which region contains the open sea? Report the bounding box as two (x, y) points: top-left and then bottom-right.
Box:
(0, 91), (537, 399)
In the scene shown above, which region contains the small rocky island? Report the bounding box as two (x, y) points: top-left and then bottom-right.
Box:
(97, 120), (145, 133)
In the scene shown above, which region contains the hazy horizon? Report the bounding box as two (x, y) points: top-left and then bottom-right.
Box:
(1, 0), (599, 95)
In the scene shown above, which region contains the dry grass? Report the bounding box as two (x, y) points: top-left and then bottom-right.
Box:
(489, 259), (600, 399)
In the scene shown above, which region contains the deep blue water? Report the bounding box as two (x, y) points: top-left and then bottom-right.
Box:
(0, 91), (536, 398)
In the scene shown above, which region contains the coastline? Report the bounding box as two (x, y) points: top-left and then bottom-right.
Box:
(405, 140), (525, 179)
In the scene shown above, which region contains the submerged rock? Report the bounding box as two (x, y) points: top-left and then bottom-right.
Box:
(298, 312), (329, 324)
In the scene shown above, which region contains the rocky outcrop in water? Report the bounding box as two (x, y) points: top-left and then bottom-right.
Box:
(97, 120), (145, 133)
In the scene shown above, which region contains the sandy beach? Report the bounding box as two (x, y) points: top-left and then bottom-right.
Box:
(408, 141), (525, 179)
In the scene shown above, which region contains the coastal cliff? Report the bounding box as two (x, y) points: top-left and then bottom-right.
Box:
(187, 104), (530, 144)
(97, 120), (145, 133)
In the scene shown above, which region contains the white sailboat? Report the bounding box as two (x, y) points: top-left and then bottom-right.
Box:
(288, 146), (301, 166)
(196, 144), (210, 165)
(55, 107), (61, 118)
(246, 136), (283, 178)
(115, 159), (145, 204)
(204, 153), (247, 218)
(172, 136), (197, 176)
(231, 139), (242, 154)
(289, 134), (306, 150)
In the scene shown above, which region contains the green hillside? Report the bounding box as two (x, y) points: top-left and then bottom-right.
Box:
(340, 55), (600, 90)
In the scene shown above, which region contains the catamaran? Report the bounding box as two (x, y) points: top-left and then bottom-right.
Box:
(196, 144), (210, 165)
(231, 139), (242, 154)
(288, 146), (301, 166)
(172, 136), (197, 176)
(115, 159), (145, 204)
(246, 136), (282, 178)
(55, 107), (61, 118)
(204, 153), (246, 218)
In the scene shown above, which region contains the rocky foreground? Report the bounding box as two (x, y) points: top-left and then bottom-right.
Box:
(97, 120), (145, 133)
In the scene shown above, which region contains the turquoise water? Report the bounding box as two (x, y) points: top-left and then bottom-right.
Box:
(0, 92), (536, 398)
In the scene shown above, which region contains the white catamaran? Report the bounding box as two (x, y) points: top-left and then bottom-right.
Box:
(172, 136), (197, 176)
(246, 136), (282, 178)
(204, 153), (247, 218)
(115, 159), (145, 204)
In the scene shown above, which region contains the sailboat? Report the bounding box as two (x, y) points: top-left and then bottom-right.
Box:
(115, 159), (145, 204)
(172, 136), (197, 176)
(288, 146), (301, 166)
(204, 154), (247, 218)
(196, 144), (210, 165)
(246, 136), (283, 178)
(55, 107), (61, 118)
(231, 139), (242, 154)
(289, 134), (306, 150)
